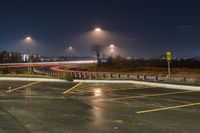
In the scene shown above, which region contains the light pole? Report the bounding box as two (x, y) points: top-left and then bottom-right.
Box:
(25, 36), (33, 73)
(94, 27), (102, 43)
(93, 27), (103, 65)
(67, 46), (73, 57)
(109, 44), (116, 57)
(94, 27), (103, 40)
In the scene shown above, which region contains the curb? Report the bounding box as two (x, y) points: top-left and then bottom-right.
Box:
(74, 79), (200, 91)
(0, 77), (68, 82)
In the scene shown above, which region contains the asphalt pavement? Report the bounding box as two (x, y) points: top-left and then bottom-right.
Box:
(0, 81), (200, 133)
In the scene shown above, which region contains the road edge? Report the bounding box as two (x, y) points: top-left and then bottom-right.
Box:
(74, 79), (200, 91)
(0, 77), (68, 82)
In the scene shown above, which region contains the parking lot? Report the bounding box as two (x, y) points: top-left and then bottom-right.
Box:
(0, 81), (200, 133)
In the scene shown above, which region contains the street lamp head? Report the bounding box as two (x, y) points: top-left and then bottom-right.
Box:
(26, 36), (32, 40)
(110, 44), (115, 48)
(68, 46), (73, 50)
(94, 27), (102, 32)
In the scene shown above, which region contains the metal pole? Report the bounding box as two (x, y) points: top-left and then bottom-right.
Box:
(29, 47), (32, 74)
(168, 61), (171, 79)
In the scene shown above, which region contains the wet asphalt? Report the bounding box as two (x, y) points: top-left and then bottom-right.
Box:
(0, 81), (200, 133)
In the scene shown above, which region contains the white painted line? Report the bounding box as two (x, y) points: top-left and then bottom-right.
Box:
(74, 80), (200, 91)
(0, 77), (68, 82)
(0, 60), (96, 66)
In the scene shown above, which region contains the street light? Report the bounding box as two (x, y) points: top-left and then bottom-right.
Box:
(108, 44), (117, 57)
(68, 46), (73, 50)
(26, 36), (32, 41)
(110, 44), (115, 48)
(93, 27), (103, 64)
(25, 36), (33, 73)
(67, 46), (74, 57)
(94, 27), (102, 32)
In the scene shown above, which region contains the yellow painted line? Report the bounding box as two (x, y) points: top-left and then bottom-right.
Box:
(6, 81), (42, 93)
(63, 82), (82, 94)
(97, 90), (194, 101)
(137, 102), (200, 114)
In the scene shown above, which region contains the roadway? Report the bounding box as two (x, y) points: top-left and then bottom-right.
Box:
(0, 81), (200, 133)
(0, 60), (96, 68)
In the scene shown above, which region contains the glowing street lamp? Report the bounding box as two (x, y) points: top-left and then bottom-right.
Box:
(68, 46), (73, 50)
(26, 36), (32, 41)
(93, 27), (103, 64)
(67, 46), (74, 57)
(25, 36), (33, 73)
(110, 44), (115, 48)
(94, 27), (102, 32)
(108, 44), (117, 57)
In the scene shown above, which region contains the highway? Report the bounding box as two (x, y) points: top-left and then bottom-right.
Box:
(0, 60), (96, 68)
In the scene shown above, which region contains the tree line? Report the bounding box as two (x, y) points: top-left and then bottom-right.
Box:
(0, 51), (23, 63)
(105, 56), (200, 69)
(0, 50), (40, 63)
(90, 44), (200, 69)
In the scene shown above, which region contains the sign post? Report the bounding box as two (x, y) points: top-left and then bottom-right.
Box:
(166, 51), (171, 79)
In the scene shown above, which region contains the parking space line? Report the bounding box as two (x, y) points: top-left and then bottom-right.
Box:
(63, 82), (82, 94)
(136, 102), (200, 114)
(97, 90), (194, 101)
(6, 81), (42, 93)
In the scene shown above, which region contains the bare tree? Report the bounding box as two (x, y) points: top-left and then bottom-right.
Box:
(91, 44), (104, 66)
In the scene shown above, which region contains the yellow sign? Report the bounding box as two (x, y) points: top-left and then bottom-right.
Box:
(166, 51), (171, 61)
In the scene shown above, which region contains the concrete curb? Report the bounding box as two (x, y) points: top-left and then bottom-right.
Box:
(0, 77), (68, 82)
(74, 79), (200, 91)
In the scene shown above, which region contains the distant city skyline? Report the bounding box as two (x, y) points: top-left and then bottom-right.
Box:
(0, 0), (200, 57)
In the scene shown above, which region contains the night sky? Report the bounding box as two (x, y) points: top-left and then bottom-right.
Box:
(0, 0), (200, 57)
